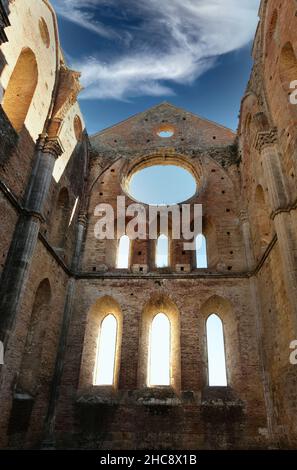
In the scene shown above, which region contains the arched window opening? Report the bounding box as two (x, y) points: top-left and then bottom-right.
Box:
(2, 48), (38, 132)
(117, 235), (130, 268)
(94, 314), (117, 386)
(206, 314), (227, 386)
(51, 187), (70, 250)
(196, 234), (208, 268)
(156, 234), (169, 267)
(74, 115), (83, 141)
(279, 42), (297, 96)
(148, 313), (171, 386)
(18, 279), (51, 395)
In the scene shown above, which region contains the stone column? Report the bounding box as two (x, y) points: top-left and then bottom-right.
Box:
(71, 212), (87, 271)
(42, 212), (87, 448)
(0, 135), (63, 349)
(255, 129), (297, 329)
(240, 210), (255, 271)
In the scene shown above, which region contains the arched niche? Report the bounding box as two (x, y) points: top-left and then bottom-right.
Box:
(279, 42), (297, 118)
(2, 47), (38, 132)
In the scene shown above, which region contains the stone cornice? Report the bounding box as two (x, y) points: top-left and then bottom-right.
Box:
(254, 127), (278, 152)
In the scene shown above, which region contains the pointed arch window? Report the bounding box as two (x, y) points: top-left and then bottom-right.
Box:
(94, 314), (117, 386)
(196, 234), (208, 268)
(117, 235), (130, 268)
(156, 234), (169, 267)
(148, 313), (171, 386)
(206, 314), (227, 386)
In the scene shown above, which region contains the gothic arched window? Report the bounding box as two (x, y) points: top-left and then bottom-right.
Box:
(206, 314), (227, 386)
(148, 313), (171, 386)
(94, 314), (117, 385)
(196, 234), (208, 268)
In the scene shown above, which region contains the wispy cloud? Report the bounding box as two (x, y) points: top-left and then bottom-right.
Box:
(51, 0), (116, 38)
(52, 0), (260, 101)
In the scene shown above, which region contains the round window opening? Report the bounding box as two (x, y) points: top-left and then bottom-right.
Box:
(128, 165), (197, 205)
(157, 125), (175, 138)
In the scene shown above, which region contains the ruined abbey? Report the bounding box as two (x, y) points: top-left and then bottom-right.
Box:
(0, 0), (297, 450)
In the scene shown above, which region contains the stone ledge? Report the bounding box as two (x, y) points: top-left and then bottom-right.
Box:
(76, 388), (231, 408)
(201, 387), (245, 422)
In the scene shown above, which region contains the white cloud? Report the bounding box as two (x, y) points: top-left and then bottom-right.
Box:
(51, 0), (117, 38)
(52, 0), (260, 100)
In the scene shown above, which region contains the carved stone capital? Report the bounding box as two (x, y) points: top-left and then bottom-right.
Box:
(239, 210), (249, 223)
(78, 213), (88, 227)
(254, 128), (278, 152)
(36, 134), (64, 159)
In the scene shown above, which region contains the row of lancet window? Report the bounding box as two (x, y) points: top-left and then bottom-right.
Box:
(93, 312), (227, 387)
(116, 234), (208, 269)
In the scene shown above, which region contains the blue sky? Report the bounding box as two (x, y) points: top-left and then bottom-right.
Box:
(130, 165), (197, 205)
(52, 0), (260, 134)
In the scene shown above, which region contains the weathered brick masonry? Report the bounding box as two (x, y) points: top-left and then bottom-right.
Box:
(0, 0), (296, 449)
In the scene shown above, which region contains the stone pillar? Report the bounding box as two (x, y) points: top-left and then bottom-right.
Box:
(255, 129), (297, 330)
(255, 129), (289, 212)
(42, 212), (87, 448)
(42, 278), (76, 448)
(71, 212), (87, 271)
(240, 210), (255, 271)
(0, 135), (63, 349)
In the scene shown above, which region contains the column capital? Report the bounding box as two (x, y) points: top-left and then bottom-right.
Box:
(36, 134), (64, 159)
(254, 127), (278, 153)
(239, 210), (249, 223)
(78, 212), (88, 227)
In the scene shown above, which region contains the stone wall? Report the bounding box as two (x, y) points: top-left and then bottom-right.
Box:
(0, 0), (296, 451)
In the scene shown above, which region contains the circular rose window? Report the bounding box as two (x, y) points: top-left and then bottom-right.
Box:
(128, 164), (197, 205)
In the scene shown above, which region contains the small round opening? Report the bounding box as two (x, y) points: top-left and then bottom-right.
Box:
(128, 164), (197, 205)
(157, 124), (175, 138)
